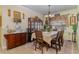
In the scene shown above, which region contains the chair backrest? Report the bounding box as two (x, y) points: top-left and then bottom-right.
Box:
(60, 30), (64, 38)
(56, 31), (61, 41)
(35, 30), (43, 40)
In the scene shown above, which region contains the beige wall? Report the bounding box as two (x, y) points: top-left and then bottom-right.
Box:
(0, 6), (2, 46)
(0, 7), (2, 16)
(1, 5), (43, 49)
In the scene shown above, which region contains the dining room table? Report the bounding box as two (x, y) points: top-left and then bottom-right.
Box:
(31, 31), (58, 45)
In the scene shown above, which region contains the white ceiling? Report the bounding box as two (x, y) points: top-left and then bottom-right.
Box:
(23, 5), (77, 15)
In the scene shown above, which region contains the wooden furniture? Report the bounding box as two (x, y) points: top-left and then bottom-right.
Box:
(32, 31), (58, 45)
(60, 30), (64, 46)
(28, 18), (33, 42)
(34, 30), (49, 54)
(51, 31), (61, 54)
(28, 16), (43, 42)
(28, 16), (43, 31)
(4, 32), (28, 49)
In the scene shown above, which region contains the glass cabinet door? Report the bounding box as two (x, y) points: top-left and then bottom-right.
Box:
(28, 17), (43, 31)
(31, 22), (34, 29)
(35, 22), (37, 29)
(38, 22), (40, 30)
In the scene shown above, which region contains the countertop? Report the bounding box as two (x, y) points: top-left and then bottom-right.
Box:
(4, 31), (27, 35)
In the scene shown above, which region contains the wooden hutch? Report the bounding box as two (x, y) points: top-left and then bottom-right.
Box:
(27, 16), (43, 42)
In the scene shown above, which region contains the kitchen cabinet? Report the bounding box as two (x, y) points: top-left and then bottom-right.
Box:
(4, 32), (28, 49)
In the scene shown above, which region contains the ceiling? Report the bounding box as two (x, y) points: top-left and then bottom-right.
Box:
(23, 5), (77, 15)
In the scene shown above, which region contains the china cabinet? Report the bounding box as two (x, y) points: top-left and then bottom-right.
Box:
(27, 16), (43, 42)
(28, 17), (43, 31)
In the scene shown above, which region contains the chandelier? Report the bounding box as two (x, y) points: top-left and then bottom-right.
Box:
(48, 5), (51, 17)
(45, 5), (54, 18)
(45, 5), (53, 25)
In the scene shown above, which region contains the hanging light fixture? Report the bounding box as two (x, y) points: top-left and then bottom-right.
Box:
(45, 5), (54, 25)
(44, 5), (53, 31)
(45, 5), (54, 18)
(48, 5), (51, 17)
(47, 5), (51, 25)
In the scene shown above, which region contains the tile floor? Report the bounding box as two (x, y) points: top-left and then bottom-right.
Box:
(0, 40), (79, 54)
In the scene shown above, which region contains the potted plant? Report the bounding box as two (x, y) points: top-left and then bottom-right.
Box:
(44, 24), (51, 32)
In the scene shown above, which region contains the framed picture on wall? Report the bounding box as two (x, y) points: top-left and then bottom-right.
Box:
(13, 11), (21, 23)
(8, 9), (11, 16)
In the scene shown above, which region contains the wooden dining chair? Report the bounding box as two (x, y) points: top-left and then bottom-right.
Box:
(51, 31), (61, 54)
(60, 30), (64, 46)
(34, 30), (49, 54)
